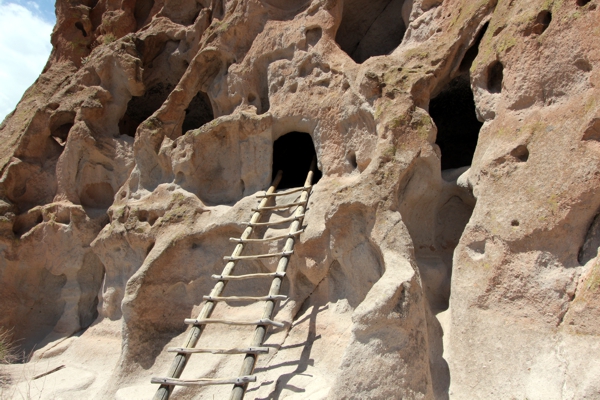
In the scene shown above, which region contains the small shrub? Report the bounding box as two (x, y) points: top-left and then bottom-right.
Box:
(103, 33), (117, 45)
(0, 328), (17, 365)
(0, 328), (17, 387)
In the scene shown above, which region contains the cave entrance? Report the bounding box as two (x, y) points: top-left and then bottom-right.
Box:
(272, 132), (322, 189)
(119, 83), (173, 137)
(182, 91), (214, 134)
(429, 74), (483, 170)
(335, 0), (411, 63)
(118, 85), (213, 137)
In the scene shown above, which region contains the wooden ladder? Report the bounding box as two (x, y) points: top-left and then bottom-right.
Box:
(152, 159), (317, 400)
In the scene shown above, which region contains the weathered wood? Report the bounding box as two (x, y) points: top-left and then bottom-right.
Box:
(229, 230), (304, 243)
(230, 158), (316, 400)
(252, 200), (307, 211)
(184, 318), (285, 328)
(256, 185), (312, 198)
(153, 171), (283, 400)
(224, 251), (293, 261)
(203, 295), (287, 302)
(152, 376), (256, 387)
(245, 214), (304, 227)
(211, 272), (285, 281)
(167, 347), (269, 355)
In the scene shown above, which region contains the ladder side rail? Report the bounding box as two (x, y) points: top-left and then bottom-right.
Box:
(230, 160), (316, 400)
(153, 171), (282, 400)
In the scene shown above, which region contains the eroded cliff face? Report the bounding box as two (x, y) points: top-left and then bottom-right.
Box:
(0, 0), (599, 398)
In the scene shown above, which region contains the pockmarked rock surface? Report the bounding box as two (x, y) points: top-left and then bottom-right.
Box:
(0, 0), (599, 399)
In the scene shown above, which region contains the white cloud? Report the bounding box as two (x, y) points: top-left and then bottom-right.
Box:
(0, 1), (53, 122)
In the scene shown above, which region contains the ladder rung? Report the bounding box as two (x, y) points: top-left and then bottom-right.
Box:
(151, 375), (256, 387)
(211, 272), (285, 281)
(203, 295), (288, 302)
(229, 230), (304, 243)
(184, 318), (285, 328)
(167, 347), (269, 355)
(224, 251), (292, 261)
(257, 186), (312, 198)
(245, 214), (304, 227)
(252, 200), (307, 211)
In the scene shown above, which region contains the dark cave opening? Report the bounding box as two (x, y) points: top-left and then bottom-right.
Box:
(335, 0), (410, 64)
(51, 123), (73, 146)
(134, 0), (155, 29)
(534, 10), (552, 34)
(75, 22), (87, 37)
(118, 83), (173, 137)
(430, 75), (483, 170)
(49, 111), (76, 147)
(181, 91), (214, 134)
(526, 10), (552, 35)
(487, 61), (504, 93)
(272, 132), (322, 189)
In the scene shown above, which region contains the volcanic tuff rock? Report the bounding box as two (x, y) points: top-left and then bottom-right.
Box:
(0, 0), (599, 398)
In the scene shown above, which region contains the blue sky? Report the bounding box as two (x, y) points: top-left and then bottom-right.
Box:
(0, 0), (55, 122)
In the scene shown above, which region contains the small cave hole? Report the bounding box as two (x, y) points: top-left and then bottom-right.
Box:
(510, 144), (529, 162)
(54, 208), (71, 225)
(148, 214), (159, 225)
(430, 75), (483, 170)
(138, 210), (159, 226)
(248, 93), (257, 103)
(118, 83), (173, 137)
(459, 22), (489, 73)
(12, 211), (43, 237)
(487, 61), (504, 93)
(511, 219), (520, 226)
(335, 0), (410, 63)
(138, 210), (148, 222)
(537, 10), (552, 29)
(306, 27), (322, 47)
(49, 111), (76, 147)
(272, 132), (322, 189)
(75, 22), (87, 37)
(259, 86), (270, 115)
(529, 10), (552, 35)
(576, 0), (591, 5)
(182, 91), (214, 134)
(51, 123), (73, 146)
(467, 239), (486, 256)
(347, 151), (358, 169)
